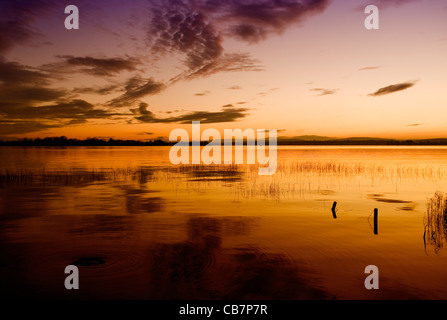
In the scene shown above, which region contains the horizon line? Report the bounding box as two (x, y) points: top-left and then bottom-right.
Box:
(1, 136), (447, 146)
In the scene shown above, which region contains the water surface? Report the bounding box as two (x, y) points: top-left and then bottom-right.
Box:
(1, 146), (447, 299)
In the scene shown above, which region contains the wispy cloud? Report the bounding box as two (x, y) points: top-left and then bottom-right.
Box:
(136, 132), (154, 136)
(368, 81), (417, 97)
(310, 88), (339, 96)
(134, 103), (249, 124)
(194, 91), (210, 96)
(107, 77), (166, 107)
(73, 85), (120, 96)
(359, 66), (381, 71)
(48, 55), (141, 77)
(169, 53), (263, 83)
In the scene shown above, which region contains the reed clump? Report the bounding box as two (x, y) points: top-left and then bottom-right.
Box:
(424, 191), (447, 254)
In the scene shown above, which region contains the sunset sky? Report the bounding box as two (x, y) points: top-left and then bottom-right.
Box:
(1, 0), (446, 140)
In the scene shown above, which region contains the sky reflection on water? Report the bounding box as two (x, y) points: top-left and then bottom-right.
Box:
(1, 146), (447, 299)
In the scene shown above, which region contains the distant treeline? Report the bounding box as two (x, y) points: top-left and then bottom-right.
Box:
(0, 137), (172, 146)
(1, 136), (447, 146)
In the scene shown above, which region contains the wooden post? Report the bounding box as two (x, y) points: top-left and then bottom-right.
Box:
(374, 208), (378, 235)
(331, 201), (337, 219)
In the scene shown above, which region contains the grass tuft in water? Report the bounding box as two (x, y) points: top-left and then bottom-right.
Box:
(424, 191), (447, 254)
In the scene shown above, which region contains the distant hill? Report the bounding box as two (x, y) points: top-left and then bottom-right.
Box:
(279, 135), (391, 142)
(341, 137), (389, 141)
(276, 136), (447, 145)
(285, 135), (335, 141)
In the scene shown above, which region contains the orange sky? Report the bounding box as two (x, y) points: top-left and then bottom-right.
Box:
(1, 0), (447, 140)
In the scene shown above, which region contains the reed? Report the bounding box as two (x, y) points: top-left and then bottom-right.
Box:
(1, 161), (446, 201)
(0, 167), (156, 185)
(424, 191), (447, 254)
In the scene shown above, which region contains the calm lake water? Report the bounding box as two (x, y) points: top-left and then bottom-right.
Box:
(1, 146), (447, 299)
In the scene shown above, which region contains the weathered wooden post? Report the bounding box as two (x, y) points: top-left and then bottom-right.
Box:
(374, 208), (378, 235)
(331, 201), (337, 219)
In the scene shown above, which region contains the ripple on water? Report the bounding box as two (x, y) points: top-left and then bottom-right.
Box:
(24, 242), (153, 298)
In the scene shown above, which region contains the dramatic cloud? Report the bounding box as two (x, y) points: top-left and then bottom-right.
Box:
(0, 58), (71, 109)
(174, 106), (249, 123)
(4, 100), (111, 119)
(230, 23), (268, 43)
(310, 88), (339, 96)
(147, 0), (326, 79)
(0, 59), (129, 135)
(134, 103), (249, 124)
(0, 55), (150, 135)
(0, 0), (333, 136)
(203, 0), (330, 43)
(149, 0), (224, 73)
(0, 58), (50, 85)
(0, 86), (68, 105)
(1, 99), (127, 123)
(0, 120), (62, 135)
(50, 55), (141, 77)
(368, 81), (416, 97)
(107, 77), (166, 107)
